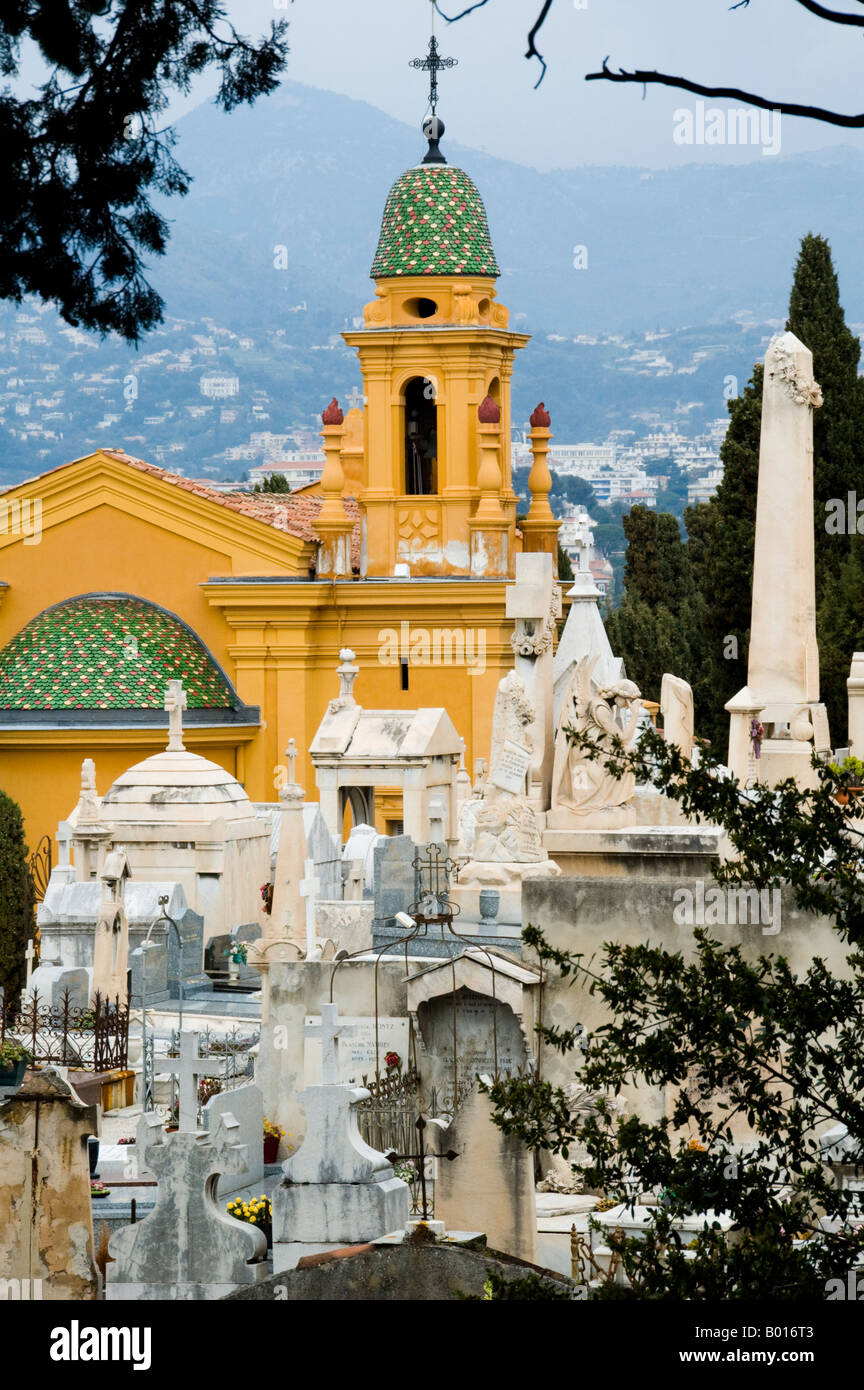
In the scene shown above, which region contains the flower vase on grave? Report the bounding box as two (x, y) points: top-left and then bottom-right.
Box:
(228, 960), (239, 983)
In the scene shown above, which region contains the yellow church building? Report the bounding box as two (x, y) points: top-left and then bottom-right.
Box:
(0, 116), (561, 852)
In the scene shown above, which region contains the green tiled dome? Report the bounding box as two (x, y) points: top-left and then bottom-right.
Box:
(371, 163), (498, 279)
(0, 596), (235, 710)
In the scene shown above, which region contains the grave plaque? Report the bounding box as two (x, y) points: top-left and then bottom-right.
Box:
(303, 1015), (411, 1085)
(489, 740), (532, 795)
(418, 987), (527, 1087)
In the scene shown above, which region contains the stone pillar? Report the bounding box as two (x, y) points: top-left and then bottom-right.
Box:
(0, 1070), (100, 1300)
(268, 774), (307, 954)
(520, 402), (561, 558)
(401, 767), (427, 843)
(435, 1085), (538, 1265)
(91, 847), (130, 1002)
(724, 687), (766, 787)
(848, 653), (864, 756)
(506, 551), (561, 810)
(316, 399), (354, 578)
(469, 396), (509, 577)
(727, 333), (829, 788)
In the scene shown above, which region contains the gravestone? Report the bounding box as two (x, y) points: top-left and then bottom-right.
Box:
(204, 1082), (265, 1197)
(0, 1069), (100, 1299)
(435, 1083), (538, 1265)
(272, 1003), (410, 1270)
(39, 878), (208, 1001)
(304, 1014), (411, 1085)
(25, 964), (90, 1009)
(107, 1111), (269, 1300)
(371, 835), (418, 945)
(304, 804), (343, 901)
(416, 986), (528, 1099)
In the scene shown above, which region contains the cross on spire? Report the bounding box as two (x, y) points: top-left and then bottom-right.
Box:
(409, 35), (457, 117)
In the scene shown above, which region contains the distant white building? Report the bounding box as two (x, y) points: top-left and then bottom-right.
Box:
(549, 442), (617, 474)
(248, 450), (324, 491)
(687, 467), (724, 505)
(200, 372), (240, 399)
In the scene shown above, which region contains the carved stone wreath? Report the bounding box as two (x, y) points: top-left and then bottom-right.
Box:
(509, 588), (562, 658)
(769, 337), (823, 409)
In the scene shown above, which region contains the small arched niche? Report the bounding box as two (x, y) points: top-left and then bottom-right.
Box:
(402, 296), (439, 321)
(403, 375), (438, 495)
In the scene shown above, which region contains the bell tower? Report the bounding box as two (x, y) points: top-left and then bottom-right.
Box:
(342, 43), (529, 579)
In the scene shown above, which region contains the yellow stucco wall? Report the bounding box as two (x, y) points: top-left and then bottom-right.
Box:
(0, 455), (516, 850)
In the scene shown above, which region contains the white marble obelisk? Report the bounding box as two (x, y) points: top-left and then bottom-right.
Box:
(726, 332), (830, 786)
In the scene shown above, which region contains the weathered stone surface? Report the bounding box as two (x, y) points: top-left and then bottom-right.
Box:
(726, 332), (830, 788)
(226, 1241), (574, 1301)
(272, 1078), (410, 1270)
(107, 1111), (268, 1299)
(258, 958), (407, 1143)
(435, 1085), (538, 1264)
(203, 1083), (264, 1197)
(0, 1068), (100, 1300)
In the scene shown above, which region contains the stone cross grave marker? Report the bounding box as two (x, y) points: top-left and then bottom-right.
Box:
(21, 937), (36, 1007)
(165, 678), (187, 753)
(300, 856), (321, 956)
(175, 1030), (223, 1131)
(304, 1002), (359, 1086)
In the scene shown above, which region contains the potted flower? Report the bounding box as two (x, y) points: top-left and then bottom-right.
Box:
(226, 941), (248, 982)
(227, 1193), (273, 1248)
(263, 1117), (284, 1164)
(0, 1040), (32, 1089)
(829, 756), (864, 806)
(198, 1076), (223, 1107)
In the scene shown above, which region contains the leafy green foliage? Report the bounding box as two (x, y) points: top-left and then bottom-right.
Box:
(463, 1269), (574, 1301)
(0, 2), (288, 340)
(485, 728), (864, 1299)
(0, 791), (35, 1003)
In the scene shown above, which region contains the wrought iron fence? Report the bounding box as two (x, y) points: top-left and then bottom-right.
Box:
(27, 834), (52, 904)
(356, 1067), (421, 1156)
(152, 1025), (259, 1126)
(2, 988), (130, 1071)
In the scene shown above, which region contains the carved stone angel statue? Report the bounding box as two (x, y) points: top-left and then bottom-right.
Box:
(551, 654), (642, 815)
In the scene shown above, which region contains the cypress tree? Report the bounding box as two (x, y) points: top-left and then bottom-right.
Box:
(0, 791), (36, 1007)
(605, 506), (701, 704)
(684, 367), (762, 750)
(786, 234), (864, 740)
(786, 232), (864, 576)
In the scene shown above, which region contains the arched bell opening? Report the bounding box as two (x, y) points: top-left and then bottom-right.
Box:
(403, 376), (438, 496)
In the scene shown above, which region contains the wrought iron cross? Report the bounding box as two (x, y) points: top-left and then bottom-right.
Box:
(409, 36), (457, 116)
(388, 1114), (458, 1222)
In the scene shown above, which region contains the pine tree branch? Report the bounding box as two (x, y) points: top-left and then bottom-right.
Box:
(585, 60), (864, 128)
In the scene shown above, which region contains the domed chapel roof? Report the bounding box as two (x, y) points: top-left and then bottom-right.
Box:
(370, 161), (499, 279)
(0, 595), (235, 710)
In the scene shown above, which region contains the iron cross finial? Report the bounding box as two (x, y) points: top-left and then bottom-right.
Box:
(409, 35), (457, 117)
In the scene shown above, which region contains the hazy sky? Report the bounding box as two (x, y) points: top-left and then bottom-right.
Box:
(220, 0), (864, 169)
(9, 0), (864, 169)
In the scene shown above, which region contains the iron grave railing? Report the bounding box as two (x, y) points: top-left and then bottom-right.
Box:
(2, 988), (130, 1071)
